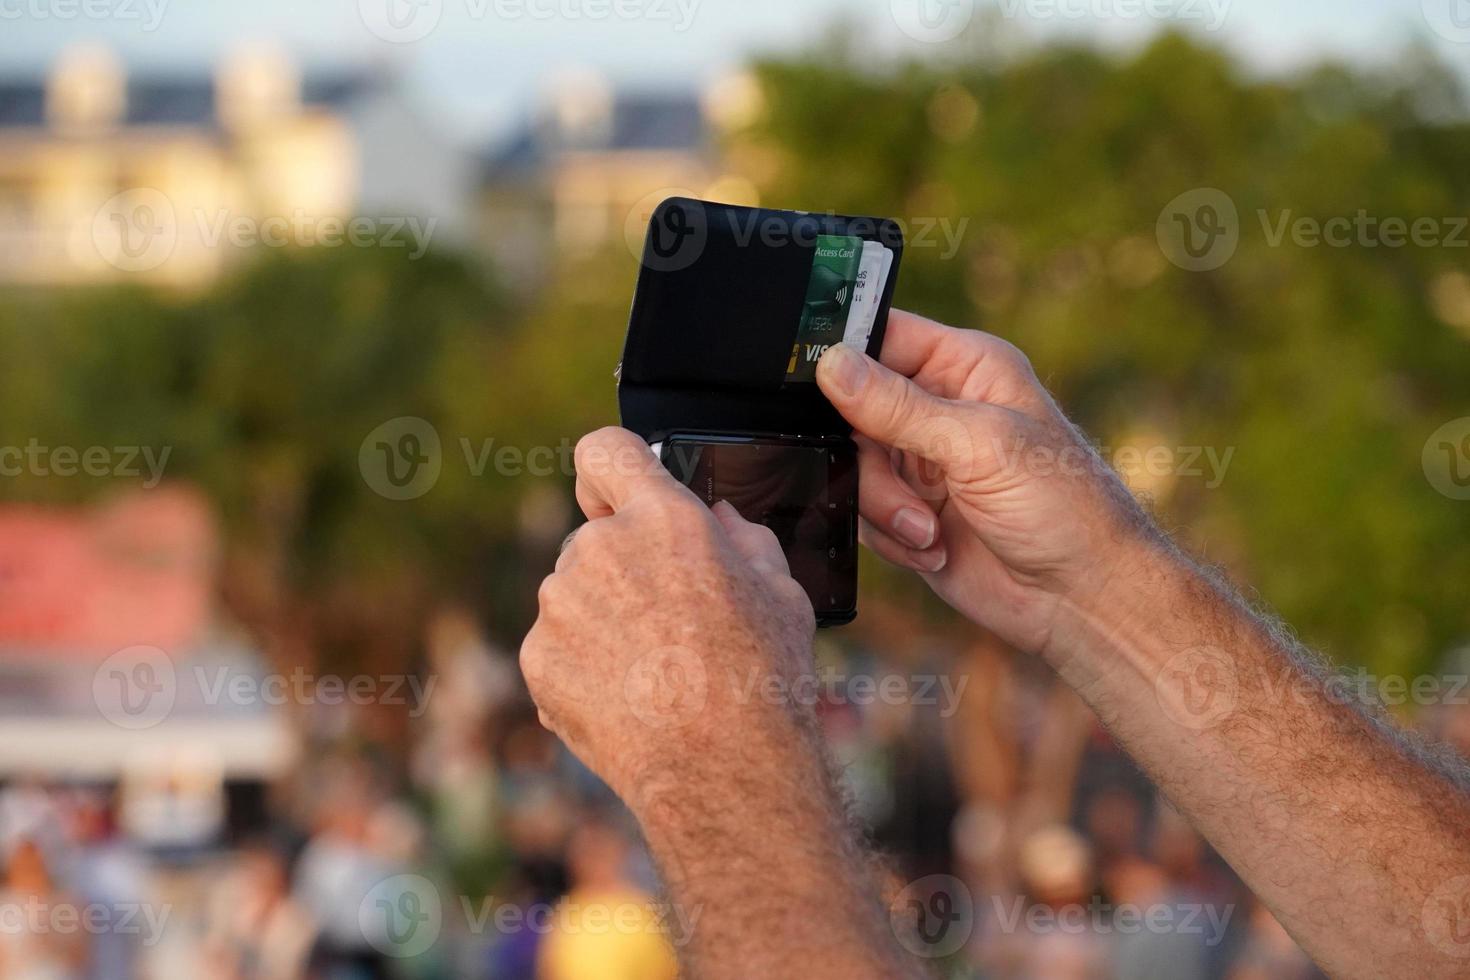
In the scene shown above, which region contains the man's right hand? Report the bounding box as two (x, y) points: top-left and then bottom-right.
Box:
(816, 311), (1159, 657)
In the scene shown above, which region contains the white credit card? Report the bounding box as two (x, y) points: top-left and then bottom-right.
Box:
(843, 241), (893, 352)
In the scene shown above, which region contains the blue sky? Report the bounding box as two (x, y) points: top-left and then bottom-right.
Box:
(0, 0), (1463, 144)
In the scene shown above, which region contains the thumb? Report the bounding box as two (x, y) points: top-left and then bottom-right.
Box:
(817, 344), (976, 468)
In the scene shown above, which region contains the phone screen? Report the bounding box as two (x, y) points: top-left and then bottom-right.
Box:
(660, 436), (858, 625)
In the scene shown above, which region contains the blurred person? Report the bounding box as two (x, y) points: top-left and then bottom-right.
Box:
(201, 844), (316, 980)
(56, 789), (151, 980)
(413, 604), (519, 888)
(292, 769), (395, 980)
(1104, 856), (1208, 980)
(1224, 903), (1320, 980)
(520, 312), (1470, 978)
(535, 816), (677, 980)
(0, 839), (86, 980)
(497, 718), (575, 905)
(987, 825), (1108, 980)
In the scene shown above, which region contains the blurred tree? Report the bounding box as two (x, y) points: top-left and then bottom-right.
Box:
(2, 31), (1468, 689)
(725, 31), (1470, 678)
(0, 246), (511, 676)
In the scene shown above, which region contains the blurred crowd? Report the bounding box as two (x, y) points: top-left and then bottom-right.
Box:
(4, 601), (1468, 980)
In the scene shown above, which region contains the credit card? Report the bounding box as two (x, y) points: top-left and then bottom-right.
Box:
(843, 241), (893, 351)
(785, 234), (863, 383)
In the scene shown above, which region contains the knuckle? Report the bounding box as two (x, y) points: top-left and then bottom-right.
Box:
(574, 426), (625, 476)
(518, 632), (548, 689)
(571, 518), (619, 558)
(648, 488), (706, 525)
(536, 572), (571, 612)
(997, 340), (1036, 379)
(880, 374), (924, 435)
(753, 523), (782, 553)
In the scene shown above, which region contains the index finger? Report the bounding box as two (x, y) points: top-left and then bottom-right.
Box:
(574, 427), (681, 520)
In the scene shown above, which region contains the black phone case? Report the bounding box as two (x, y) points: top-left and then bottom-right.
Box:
(618, 198), (904, 444)
(617, 198), (905, 628)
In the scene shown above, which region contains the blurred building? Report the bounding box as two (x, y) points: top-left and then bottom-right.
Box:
(0, 488), (295, 848)
(0, 43), (474, 288)
(480, 69), (762, 287)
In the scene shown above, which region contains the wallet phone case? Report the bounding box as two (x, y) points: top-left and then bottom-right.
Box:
(618, 198), (905, 442)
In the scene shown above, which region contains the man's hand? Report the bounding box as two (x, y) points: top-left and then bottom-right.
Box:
(816, 311), (1153, 656)
(520, 427), (816, 803)
(821, 311), (1470, 979)
(520, 427), (925, 979)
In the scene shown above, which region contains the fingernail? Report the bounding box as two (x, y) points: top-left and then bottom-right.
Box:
(819, 344), (869, 398)
(914, 547), (948, 574)
(892, 508), (937, 550)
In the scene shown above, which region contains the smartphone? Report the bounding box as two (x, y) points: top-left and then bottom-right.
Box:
(652, 433), (859, 627)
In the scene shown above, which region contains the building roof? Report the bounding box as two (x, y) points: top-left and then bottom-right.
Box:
(485, 92), (707, 180)
(0, 488), (217, 657)
(0, 71), (377, 130)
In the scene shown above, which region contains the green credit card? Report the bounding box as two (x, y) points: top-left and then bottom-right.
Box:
(785, 234), (863, 383)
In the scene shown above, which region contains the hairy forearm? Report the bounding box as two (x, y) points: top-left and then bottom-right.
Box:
(629, 712), (926, 980)
(1046, 536), (1470, 978)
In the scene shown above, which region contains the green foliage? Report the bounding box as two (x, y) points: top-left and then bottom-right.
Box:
(2, 33), (1467, 679)
(0, 247), (508, 609)
(738, 32), (1470, 675)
